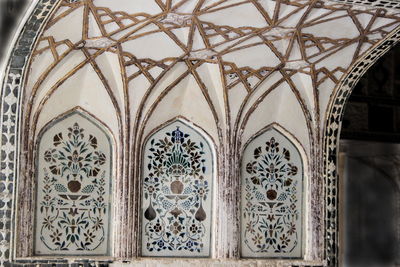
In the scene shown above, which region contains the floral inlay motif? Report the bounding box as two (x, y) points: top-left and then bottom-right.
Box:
(241, 129), (303, 258)
(142, 121), (213, 257)
(35, 113), (111, 255)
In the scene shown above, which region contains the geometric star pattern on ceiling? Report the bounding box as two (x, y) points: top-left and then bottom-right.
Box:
(29, 0), (400, 138)
(14, 0), (400, 261)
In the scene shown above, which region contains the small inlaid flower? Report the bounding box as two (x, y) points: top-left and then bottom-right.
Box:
(89, 134), (98, 148)
(153, 164), (164, 176)
(157, 137), (172, 151)
(186, 240), (194, 248)
(280, 234), (289, 246)
(288, 164), (298, 176)
(170, 221), (182, 235)
(183, 140), (197, 152)
(53, 133), (63, 146)
(267, 214), (275, 222)
(44, 149), (57, 163)
(189, 224), (199, 234)
(266, 137), (279, 152)
(153, 222), (162, 233)
(287, 222), (296, 235)
(68, 122), (84, 139)
(246, 222), (255, 234)
(94, 151), (106, 165)
(43, 216), (54, 230)
(246, 161), (257, 174)
(84, 231), (96, 243)
(44, 194), (51, 202)
(190, 151), (202, 164)
(284, 178), (293, 186)
(50, 229), (61, 242)
(153, 149), (165, 162)
(92, 217), (104, 231)
(67, 150), (84, 168)
(252, 233), (263, 245)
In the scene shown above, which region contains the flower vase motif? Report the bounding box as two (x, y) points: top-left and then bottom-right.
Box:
(142, 121), (213, 257)
(35, 113), (111, 255)
(241, 128), (303, 258)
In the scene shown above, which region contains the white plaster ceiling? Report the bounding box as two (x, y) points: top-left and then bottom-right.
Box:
(24, 0), (400, 162)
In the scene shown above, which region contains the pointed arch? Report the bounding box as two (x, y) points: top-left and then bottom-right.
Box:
(34, 109), (113, 255)
(241, 125), (305, 258)
(140, 117), (216, 257)
(323, 25), (400, 267)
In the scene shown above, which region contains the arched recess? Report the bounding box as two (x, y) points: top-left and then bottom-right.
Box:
(240, 125), (306, 259)
(3, 0), (400, 265)
(323, 25), (400, 267)
(140, 118), (216, 258)
(33, 109), (114, 256)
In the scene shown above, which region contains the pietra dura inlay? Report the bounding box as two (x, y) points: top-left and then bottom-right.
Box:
(241, 128), (303, 258)
(3, 0), (400, 265)
(141, 120), (214, 257)
(35, 112), (112, 255)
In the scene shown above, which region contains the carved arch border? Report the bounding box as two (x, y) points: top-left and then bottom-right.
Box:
(0, 0), (61, 264)
(137, 116), (218, 257)
(323, 25), (400, 267)
(239, 123), (310, 259)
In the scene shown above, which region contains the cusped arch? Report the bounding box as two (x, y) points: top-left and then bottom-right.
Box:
(241, 125), (305, 258)
(140, 117), (216, 257)
(34, 109), (113, 256)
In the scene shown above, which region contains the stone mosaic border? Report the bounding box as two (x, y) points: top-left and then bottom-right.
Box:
(1, 0), (59, 265)
(331, 0), (400, 9)
(1, 0), (400, 266)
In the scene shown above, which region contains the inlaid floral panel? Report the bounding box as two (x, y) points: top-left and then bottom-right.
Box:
(241, 128), (303, 258)
(141, 120), (214, 257)
(34, 112), (112, 255)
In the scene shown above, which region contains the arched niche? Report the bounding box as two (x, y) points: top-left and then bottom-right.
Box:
(140, 118), (215, 257)
(241, 126), (304, 258)
(34, 110), (113, 256)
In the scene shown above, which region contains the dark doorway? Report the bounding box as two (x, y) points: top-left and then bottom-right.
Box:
(340, 44), (400, 267)
(339, 141), (400, 267)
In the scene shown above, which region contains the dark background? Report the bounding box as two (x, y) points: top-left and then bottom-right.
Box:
(0, 0), (29, 66)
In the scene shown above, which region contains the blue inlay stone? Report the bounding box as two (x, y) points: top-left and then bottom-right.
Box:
(141, 120), (214, 257)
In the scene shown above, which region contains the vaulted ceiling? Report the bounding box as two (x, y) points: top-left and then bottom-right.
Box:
(25, 0), (400, 158)
(14, 0), (400, 261)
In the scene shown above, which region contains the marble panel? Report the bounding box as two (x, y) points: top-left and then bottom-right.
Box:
(141, 120), (214, 257)
(241, 128), (303, 258)
(34, 112), (112, 256)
